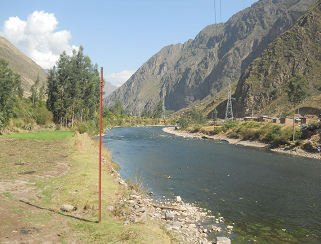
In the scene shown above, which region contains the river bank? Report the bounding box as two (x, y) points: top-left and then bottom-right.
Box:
(110, 167), (234, 244)
(163, 127), (321, 160)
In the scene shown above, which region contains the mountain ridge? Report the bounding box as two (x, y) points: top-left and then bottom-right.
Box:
(105, 0), (318, 115)
(231, 0), (321, 118)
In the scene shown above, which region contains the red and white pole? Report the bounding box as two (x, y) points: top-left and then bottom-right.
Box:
(99, 67), (104, 223)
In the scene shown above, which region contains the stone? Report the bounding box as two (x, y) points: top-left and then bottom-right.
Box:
(135, 211), (147, 223)
(226, 225), (233, 231)
(106, 206), (114, 211)
(165, 212), (175, 221)
(60, 204), (77, 212)
(216, 237), (231, 244)
(172, 221), (183, 229)
(175, 196), (182, 202)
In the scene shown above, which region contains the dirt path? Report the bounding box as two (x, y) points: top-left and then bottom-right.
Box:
(0, 138), (79, 244)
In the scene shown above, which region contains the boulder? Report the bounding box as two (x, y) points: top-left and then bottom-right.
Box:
(60, 204), (77, 212)
(216, 237), (231, 244)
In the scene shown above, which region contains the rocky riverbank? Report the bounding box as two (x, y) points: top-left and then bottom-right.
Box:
(163, 127), (321, 160)
(109, 168), (232, 244)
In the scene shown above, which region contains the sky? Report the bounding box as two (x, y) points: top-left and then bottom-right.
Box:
(0, 0), (258, 87)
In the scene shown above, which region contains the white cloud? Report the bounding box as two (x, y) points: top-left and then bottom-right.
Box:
(106, 70), (135, 87)
(1, 11), (78, 69)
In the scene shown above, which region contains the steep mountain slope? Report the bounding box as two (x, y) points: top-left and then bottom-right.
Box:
(230, 0), (321, 118)
(103, 81), (117, 98)
(0, 35), (47, 96)
(105, 0), (318, 114)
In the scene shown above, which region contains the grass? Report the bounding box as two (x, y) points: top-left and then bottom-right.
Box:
(2, 130), (73, 140)
(0, 130), (173, 243)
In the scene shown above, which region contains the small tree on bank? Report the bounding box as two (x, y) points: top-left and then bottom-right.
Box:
(286, 73), (309, 142)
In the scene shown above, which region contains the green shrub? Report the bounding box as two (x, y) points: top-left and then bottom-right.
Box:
(76, 122), (88, 134)
(35, 106), (53, 125)
(211, 127), (222, 135)
(222, 121), (239, 130)
(246, 121), (261, 128)
(192, 125), (201, 133)
(238, 127), (258, 140)
(0, 112), (3, 133)
(180, 116), (190, 129)
(265, 125), (282, 142)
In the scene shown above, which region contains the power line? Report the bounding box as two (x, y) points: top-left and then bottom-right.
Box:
(220, 0), (222, 22)
(214, 0), (217, 24)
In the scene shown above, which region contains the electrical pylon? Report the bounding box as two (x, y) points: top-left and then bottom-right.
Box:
(225, 82), (234, 121)
(162, 86), (166, 120)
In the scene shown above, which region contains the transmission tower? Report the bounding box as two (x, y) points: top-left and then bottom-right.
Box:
(225, 83), (234, 121)
(162, 87), (166, 120)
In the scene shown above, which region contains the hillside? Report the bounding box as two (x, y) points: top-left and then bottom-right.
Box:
(103, 81), (117, 98)
(230, 0), (321, 118)
(0, 35), (47, 96)
(105, 0), (318, 115)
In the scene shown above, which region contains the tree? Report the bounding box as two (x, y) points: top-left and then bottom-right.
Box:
(29, 75), (40, 107)
(286, 73), (309, 141)
(111, 99), (124, 116)
(0, 57), (23, 126)
(46, 46), (100, 126)
(153, 99), (163, 118)
(191, 106), (206, 124)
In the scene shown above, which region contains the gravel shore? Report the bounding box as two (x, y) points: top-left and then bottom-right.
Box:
(109, 168), (232, 244)
(162, 127), (321, 160)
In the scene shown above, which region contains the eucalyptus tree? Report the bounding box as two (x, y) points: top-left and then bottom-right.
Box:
(46, 46), (100, 126)
(0, 57), (23, 126)
(286, 73), (309, 141)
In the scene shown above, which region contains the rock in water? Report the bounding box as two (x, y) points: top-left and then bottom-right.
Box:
(216, 237), (231, 244)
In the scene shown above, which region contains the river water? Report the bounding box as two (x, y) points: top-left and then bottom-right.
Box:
(102, 126), (321, 243)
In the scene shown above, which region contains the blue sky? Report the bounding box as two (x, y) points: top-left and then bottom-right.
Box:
(0, 0), (258, 87)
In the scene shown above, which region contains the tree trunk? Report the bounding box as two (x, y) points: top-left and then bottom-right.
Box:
(292, 108), (295, 142)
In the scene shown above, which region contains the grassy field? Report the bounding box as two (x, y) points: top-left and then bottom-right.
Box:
(3, 130), (73, 140)
(0, 131), (172, 243)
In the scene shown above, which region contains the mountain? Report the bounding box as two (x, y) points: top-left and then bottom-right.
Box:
(0, 35), (47, 96)
(229, 0), (321, 118)
(103, 81), (117, 98)
(105, 0), (318, 115)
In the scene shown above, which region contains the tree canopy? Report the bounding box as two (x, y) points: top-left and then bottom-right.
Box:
(0, 57), (23, 126)
(46, 46), (100, 126)
(286, 73), (309, 106)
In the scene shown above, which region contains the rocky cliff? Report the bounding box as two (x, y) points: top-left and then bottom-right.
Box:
(105, 0), (318, 114)
(231, 0), (321, 118)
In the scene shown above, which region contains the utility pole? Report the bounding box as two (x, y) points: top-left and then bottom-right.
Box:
(98, 67), (105, 223)
(225, 82), (234, 121)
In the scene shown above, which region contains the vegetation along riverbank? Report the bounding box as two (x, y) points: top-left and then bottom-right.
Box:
(163, 121), (321, 160)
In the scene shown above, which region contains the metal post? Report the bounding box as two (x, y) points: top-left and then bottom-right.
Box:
(99, 67), (104, 223)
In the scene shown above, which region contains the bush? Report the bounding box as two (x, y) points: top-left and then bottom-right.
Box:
(246, 121), (261, 128)
(180, 116), (190, 129)
(222, 121), (239, 130)
(35, 106), (53, 125)
(265, 125), (282, 142)
(192, 125), (201, 133)
(0, 112), (3, 133)
(76, 122), (88, 134)
(211, 127), (222, 135)
(238, 127), (258, 140)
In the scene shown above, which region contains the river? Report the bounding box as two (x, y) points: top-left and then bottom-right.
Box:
(102, 126), (321, 243)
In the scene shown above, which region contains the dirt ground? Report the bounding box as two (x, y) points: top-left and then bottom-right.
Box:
(0, 138), (81, 244)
